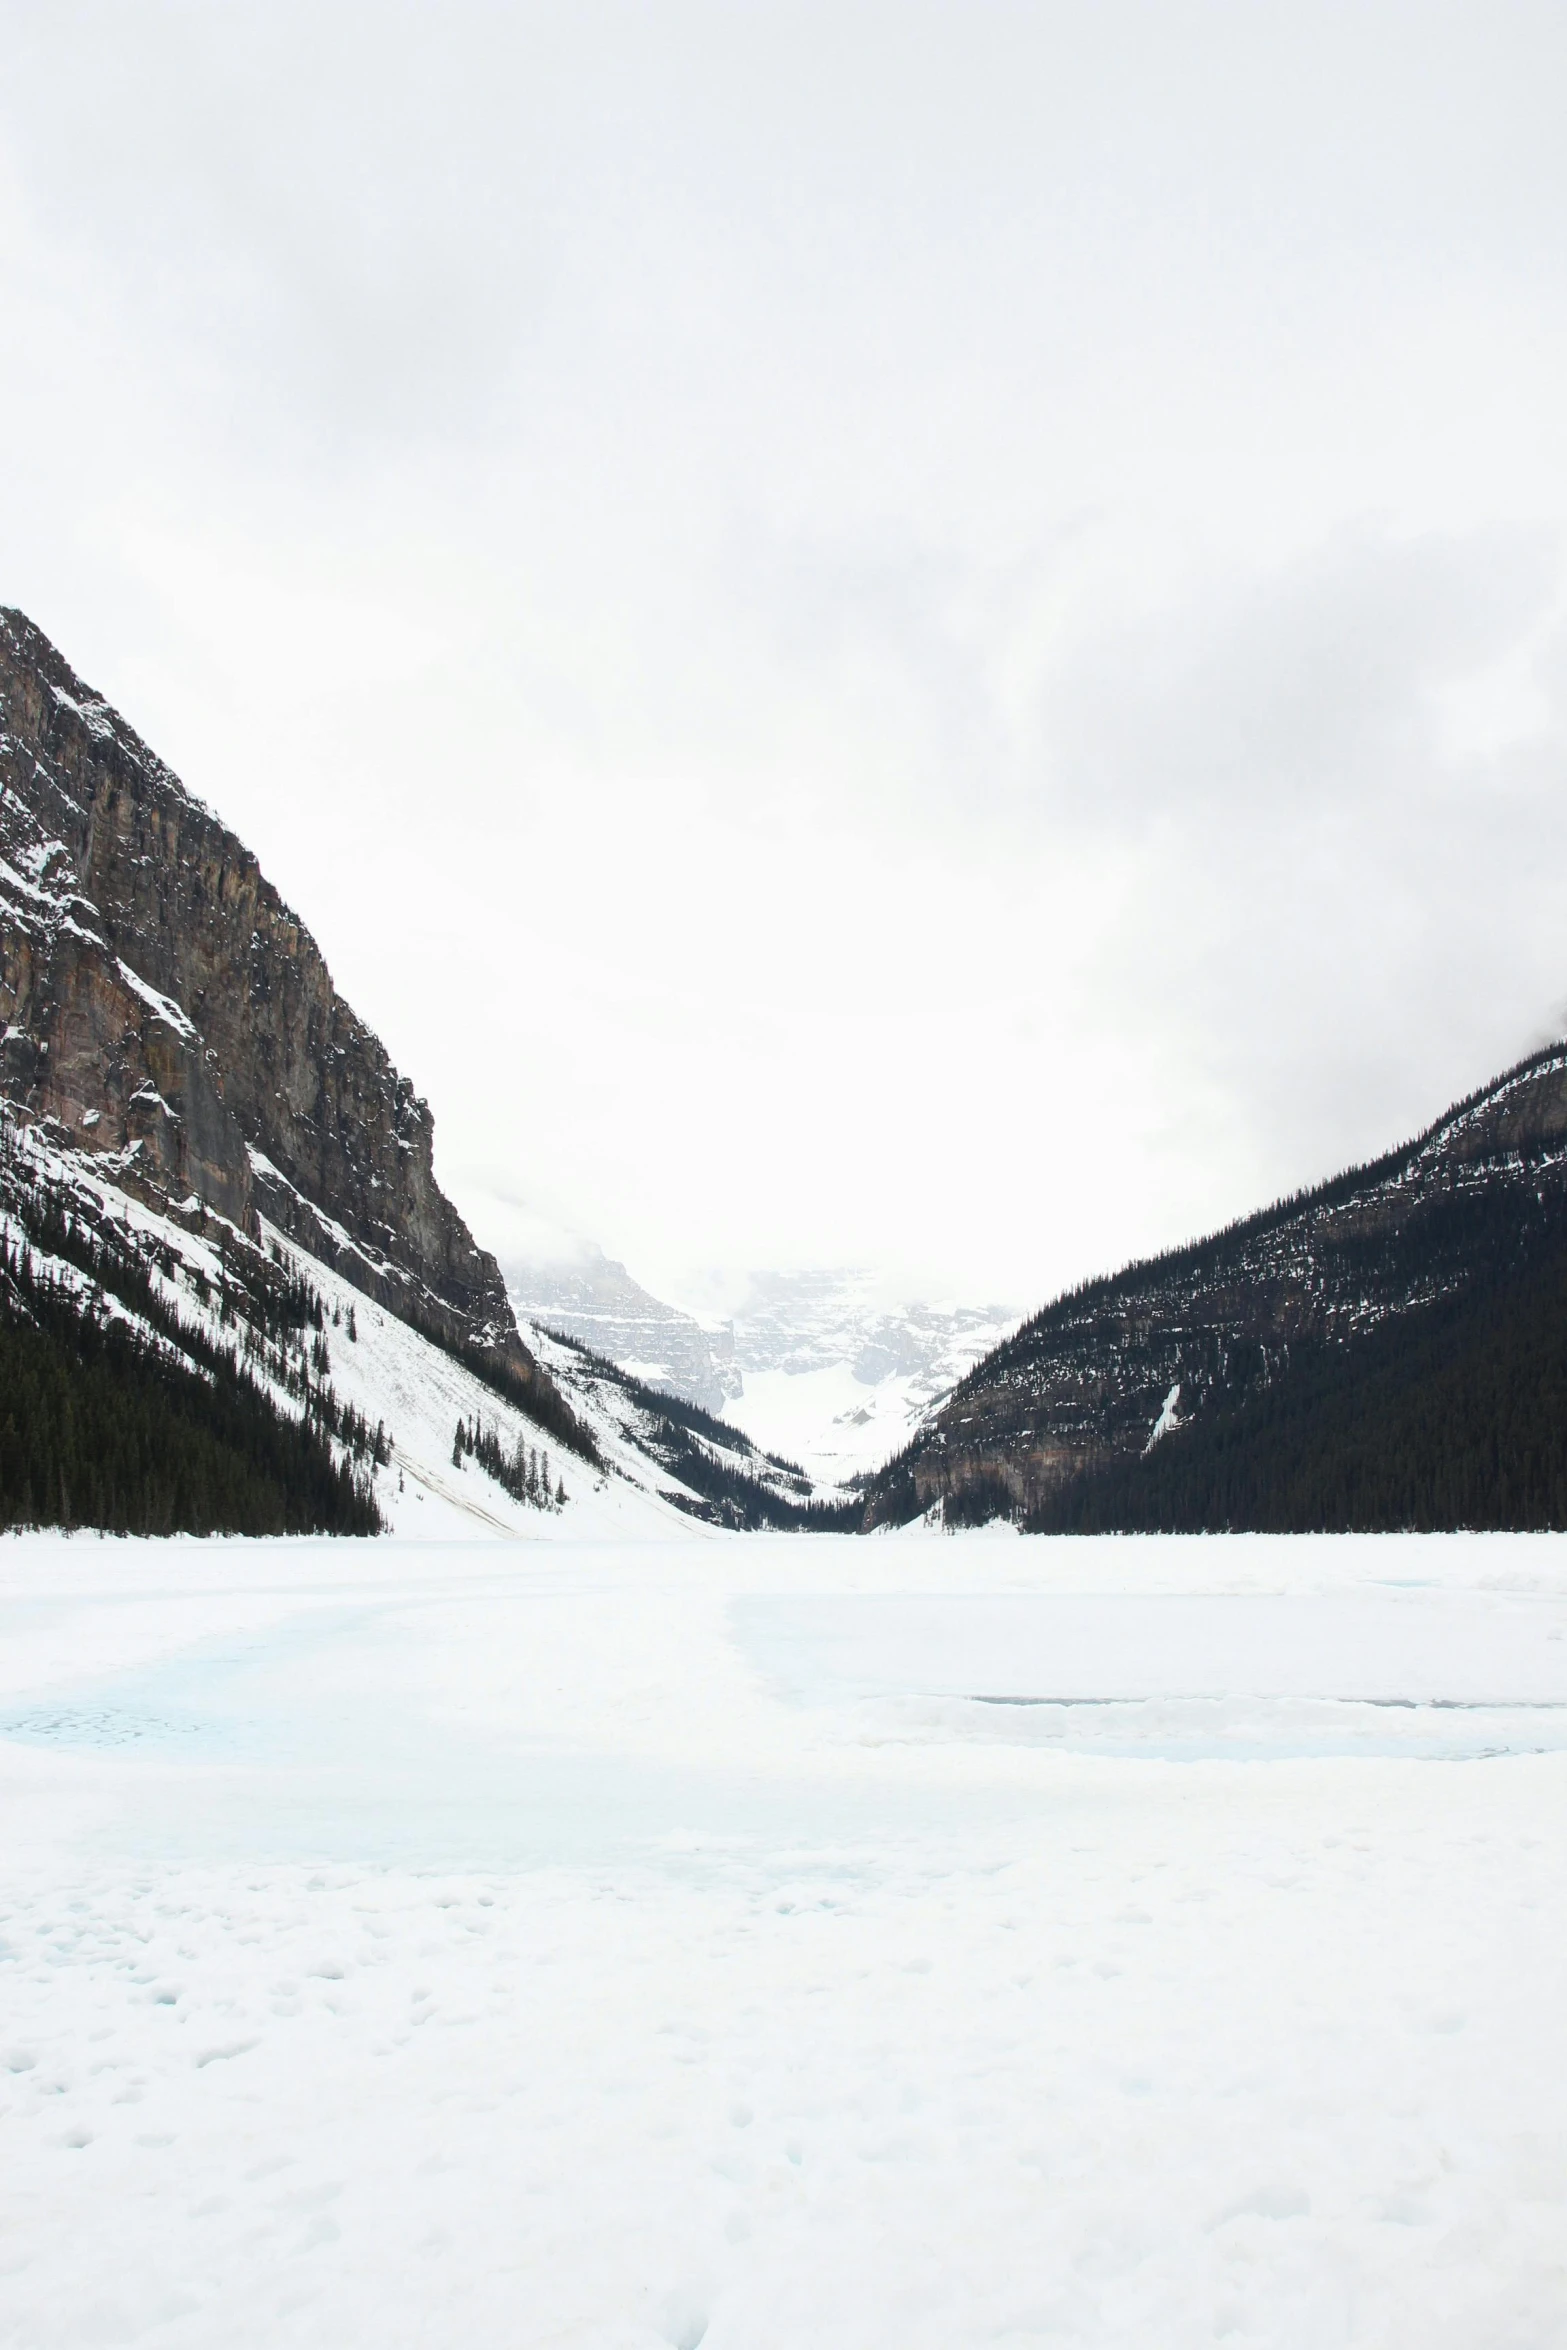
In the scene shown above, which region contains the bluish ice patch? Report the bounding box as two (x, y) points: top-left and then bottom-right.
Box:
(0, 1592), (999, 1871)
(0, 1604), (384, 1768)
(0, 1700), (217, 1751)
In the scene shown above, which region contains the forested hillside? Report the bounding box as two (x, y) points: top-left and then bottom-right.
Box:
(866, 1040), (1567, 1534)
(0, 1123), (383, 1535)
(1029, 1228), (1567, 1533)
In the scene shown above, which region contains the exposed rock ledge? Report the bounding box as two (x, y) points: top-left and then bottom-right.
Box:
(0, 606), (543, 1393)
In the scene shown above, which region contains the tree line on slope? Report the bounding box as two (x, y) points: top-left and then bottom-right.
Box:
(0, 1227), (382, 1536)
(0, 1114), (388, 1534)
(1026, 1229), (1567, 1534)
(437, 1329), (602, 1468)
(953, 1039), (1567, 1407)
(538, 1327), (861, 1531)
(452, 1414), (565, 1510)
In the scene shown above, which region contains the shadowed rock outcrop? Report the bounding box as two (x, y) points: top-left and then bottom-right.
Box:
(0, 606), (546, 1392)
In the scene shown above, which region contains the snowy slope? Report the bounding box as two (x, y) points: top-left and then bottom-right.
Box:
(0, 1113), (738, 1541)
(263, 1228), (724, 1543)
(713, 1271), (1019, 1484)
(523, 1323), (848, 1530)
(509, 1253), (1020, 1487)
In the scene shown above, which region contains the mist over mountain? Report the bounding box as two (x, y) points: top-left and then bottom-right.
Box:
(506, 1251), (1017, 1487)
(504, 1247), (741, 1417)
(711, 1271), (1019, 1487)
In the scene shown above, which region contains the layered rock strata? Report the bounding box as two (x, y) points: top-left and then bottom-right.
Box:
(0, 606), (544, 1390)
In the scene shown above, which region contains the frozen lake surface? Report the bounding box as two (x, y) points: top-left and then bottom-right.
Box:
(3, 1529), (1566, 2346)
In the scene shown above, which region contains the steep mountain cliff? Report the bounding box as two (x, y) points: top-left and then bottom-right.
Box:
(505, 1245), (741, 1414)
(865, 1040), (1567, 1531)
(0, 607), (543, 1396)
(0, 609), (855, 1538)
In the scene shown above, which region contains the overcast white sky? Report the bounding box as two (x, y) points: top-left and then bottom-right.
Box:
(4, 1), (1567, 1309)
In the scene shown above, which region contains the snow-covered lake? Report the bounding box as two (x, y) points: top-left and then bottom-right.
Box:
(4, 1529), (1566, 2347)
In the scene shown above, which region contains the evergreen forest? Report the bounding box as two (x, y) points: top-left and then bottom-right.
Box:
(0, 1134), (383, 1537)
(0, 1246), (382, 1536)
(1028, 1231), (1567, 1534)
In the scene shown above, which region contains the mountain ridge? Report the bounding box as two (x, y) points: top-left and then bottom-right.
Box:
(864, 1036), (1567, 1530)
(10, 601), (1565, 1541)
(505, 1251), (1018, 1483)
(0, 607), (851, 1536)
(0, 605), (546, 1400)
(504, 1246), (741, 1415)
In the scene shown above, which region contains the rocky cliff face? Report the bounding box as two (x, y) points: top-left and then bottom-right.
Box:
(0, 607), (544, 1389)
(865, 1041), (1567, 1528)
(504, 1246), (741, 1415)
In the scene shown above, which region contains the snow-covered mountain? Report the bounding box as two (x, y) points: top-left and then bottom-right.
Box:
(0, 1100), (835, 1538)
(506, 1251), (1018, 1487)
(503, 1246), (739, 1415)
(862, 1037), (1567, 1531)
(0, 609), (844, 1538)
(712, 1269), (1019, 1485)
